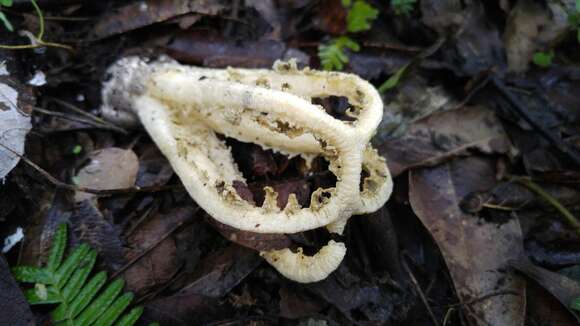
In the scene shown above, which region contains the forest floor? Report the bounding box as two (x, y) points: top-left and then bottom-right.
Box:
(1, 1), (580, 325)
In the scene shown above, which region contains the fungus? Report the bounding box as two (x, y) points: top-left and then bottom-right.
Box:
(101, 56), (392, 283)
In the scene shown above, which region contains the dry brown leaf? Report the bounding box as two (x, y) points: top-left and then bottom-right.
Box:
(409, 156), (526, 325)
(92, 0), (227, 39)
(380, 106), (514, 176)
(74, 147), (139, 202)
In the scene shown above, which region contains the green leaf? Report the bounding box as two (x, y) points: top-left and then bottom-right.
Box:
(341, 0), (352, 6)
(571, 297), (580, 311)
(347, 0), (379, 32)
(74, 278), (125, 325)
(532, 50), (554, 68)
(11, 266), (54, 284)
(99, 292), (135, 326)
(117, 307), (144, 326)
(378, 64), (409, 93)
(72, 144), (82, 155)
(61, 249), (97, 301)
(13, 223), (155, 325)
(391, 0), (417, 16)
(55, 243), (90, 289)
(0, 0), (13, 7)
(47, 223), (67, 271)
(318, 36), (360, 71)
(576, 0), (580, 12)
(0, 12), (14, 32)
(25, 286), (61, 305)
(66, 271), (108, 319)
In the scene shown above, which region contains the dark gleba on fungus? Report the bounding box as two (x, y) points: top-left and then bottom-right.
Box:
(101, 56), (393, 283)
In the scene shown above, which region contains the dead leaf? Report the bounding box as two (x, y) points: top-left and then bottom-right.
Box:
(306, 265), (412, 323)
(70, 200), (125, 270)
(279, 285), (325, 319)
(510, 258), (580, 323)
(74, 147), (139, 202)
(421, 0), (505, 75)
(143, 293), (225, 326)
(0, 255), (35, 326)
(181, 245), (262, 298)
(92, 0), (227, 39)
(409, 156), (526, 325)
(165, 32), (310, 68)
(135, 145), (174, 188)
(526, 280), (580, 326)
(380, 106), (514, 176)
(207, 216), (292, 252)
(0, 74), (32, 180)
(124, 207), (197, 294)
(504, 0), (573, 72)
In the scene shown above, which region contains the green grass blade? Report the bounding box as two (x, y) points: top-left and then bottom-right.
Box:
(73, 278), (124, 325)
(11, 266), (54, 284)
(116, 307), (144, 326)
(61, 249), (97, 301)
(99, 292), (134, 326)
(55, 243), (90, 289)
(25, 286), (60, 305)
(0, 12), (13, 32)
(47, 223), (67, 271)
(67, 271), (107, 319)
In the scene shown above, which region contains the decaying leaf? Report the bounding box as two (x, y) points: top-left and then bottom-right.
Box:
(380, 106), (515, 176)
(0, 255), (34, 326)
(510, 258), (580, 323)
(0, 73), (32, 180)
(504, 0), (574, 72)
(92, 0), (227, 39)
(409, 156), (526, 325)
(73, 147), (139, 202)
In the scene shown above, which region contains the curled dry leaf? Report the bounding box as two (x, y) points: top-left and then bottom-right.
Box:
(380, 105), (515, 177)
(74, 147), (139, 202)
(92, 0), (227, 39)
(0, 68), (32, 180)
(409, 156), (526, 325)
(166, 32), (310, 69)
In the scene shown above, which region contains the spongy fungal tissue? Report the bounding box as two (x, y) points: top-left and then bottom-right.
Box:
(101, 56), (393, 283)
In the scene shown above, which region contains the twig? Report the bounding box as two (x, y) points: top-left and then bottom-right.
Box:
(47, 97), (128, 134)
(0, 141), (179, 195)
(402, 254), (441, 326)
(443, 290), (519, 309)
(511, 176), (580, 237)
(32, 106), (126, 133)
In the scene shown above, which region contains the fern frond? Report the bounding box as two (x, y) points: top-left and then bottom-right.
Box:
(346, 0), (378, 32)
(318, 36), (360, 71)
(391, 0), (417, 16)
(12, 223), (149, 326)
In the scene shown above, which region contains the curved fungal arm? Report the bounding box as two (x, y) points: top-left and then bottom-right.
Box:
(136, 76), (364, 234)
(261, 240), (346, 283)
(101, 56), (393, 283)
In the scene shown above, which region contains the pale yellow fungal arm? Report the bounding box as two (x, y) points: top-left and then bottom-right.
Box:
(260, 240), (346, 283)
(101, 56), (393, 283)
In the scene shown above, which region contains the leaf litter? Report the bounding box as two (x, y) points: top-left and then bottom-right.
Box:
(2, 0), (580, 325)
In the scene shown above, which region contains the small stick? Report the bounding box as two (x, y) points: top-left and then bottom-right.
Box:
(402, 254), (441, 326)
(511, 176), (580, 237)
